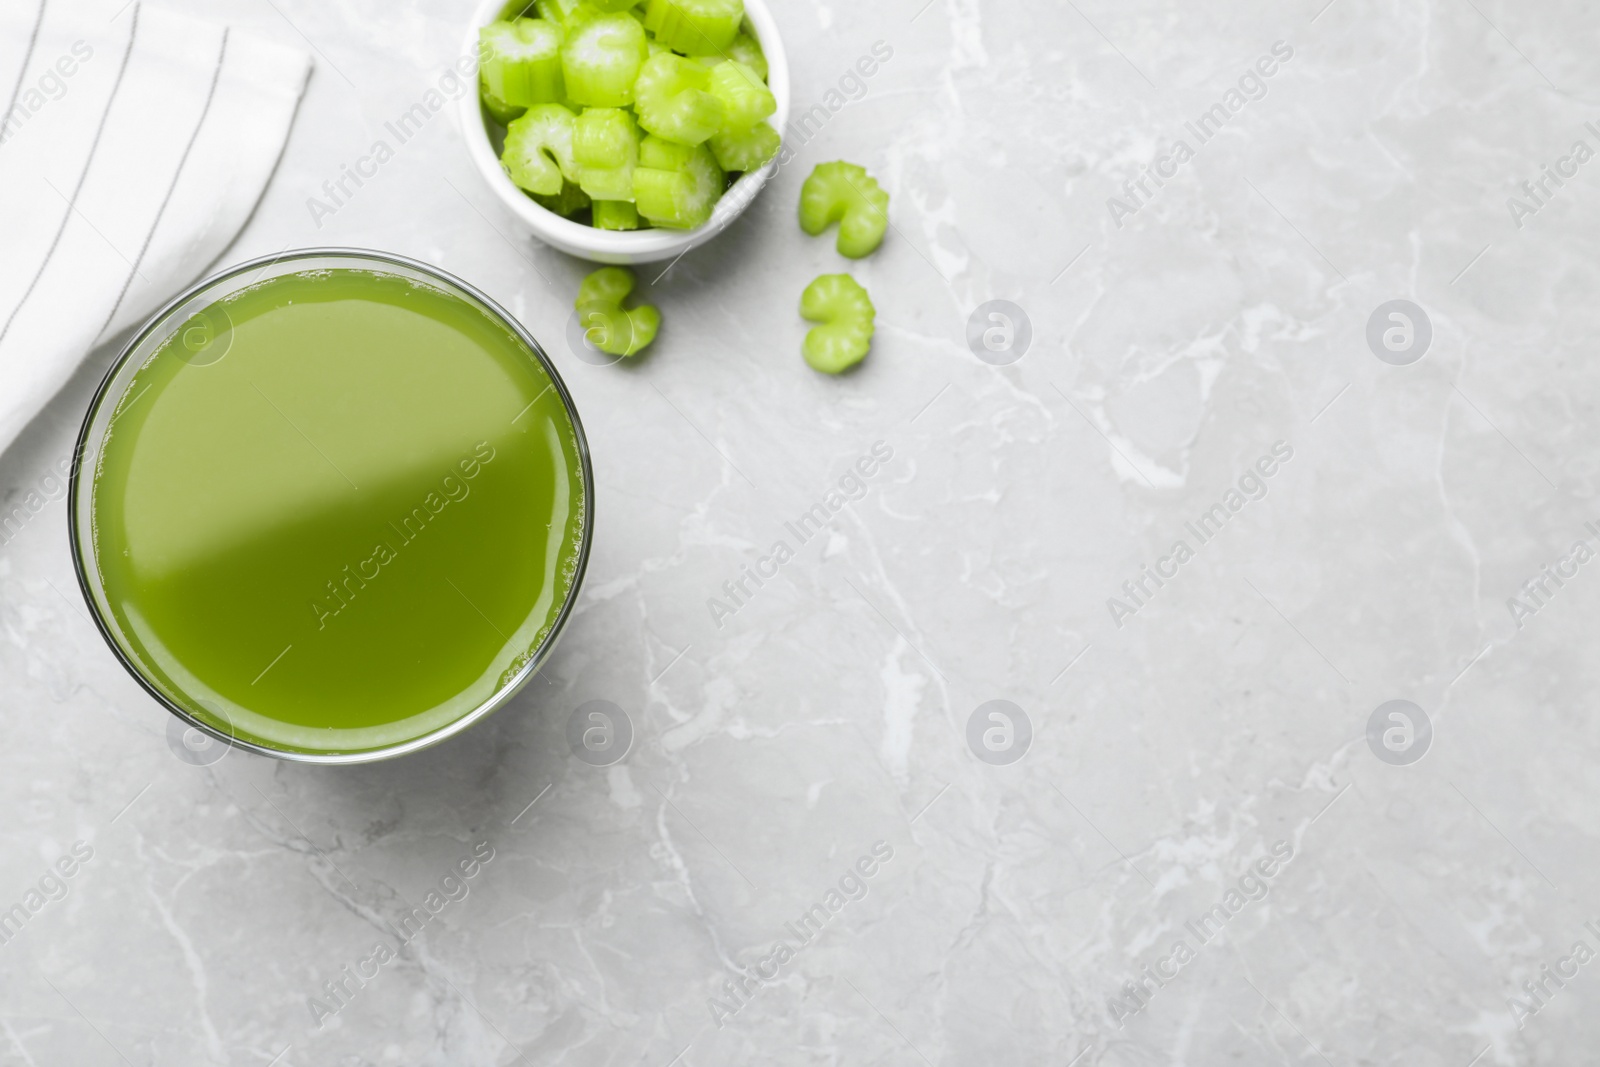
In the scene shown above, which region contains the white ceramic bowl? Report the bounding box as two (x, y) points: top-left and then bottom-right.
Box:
(460, 0), (790, 265)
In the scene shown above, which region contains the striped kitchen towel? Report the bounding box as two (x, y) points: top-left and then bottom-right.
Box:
(0, 0), (310, 459)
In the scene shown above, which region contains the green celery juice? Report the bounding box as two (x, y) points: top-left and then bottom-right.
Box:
(89, 268), (587, 756)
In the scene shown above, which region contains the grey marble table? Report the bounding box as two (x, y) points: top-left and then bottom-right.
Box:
(4, 0), (1600, 1063)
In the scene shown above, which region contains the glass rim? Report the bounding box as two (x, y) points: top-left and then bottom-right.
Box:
(67, 246), (596, 765)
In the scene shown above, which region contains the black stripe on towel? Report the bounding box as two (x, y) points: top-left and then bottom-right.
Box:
(0, 3), (139, 350)
(98, 26), (230, 338)
(0, 0), (47, 141)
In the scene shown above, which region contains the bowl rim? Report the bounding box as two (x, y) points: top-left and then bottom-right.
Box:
(67, 246), (596, 765)
(459, 0), (790, 263)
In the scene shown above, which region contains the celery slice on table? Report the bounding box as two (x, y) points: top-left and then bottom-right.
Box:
(577, 265), (640, 305)
(592, 200), (642, 229)
(725, 31), (767, 81)
(561, 12), (648, 107)
(573, 107), (642, 201)
(642, 0), (743, 56)
(708, 60), (775, 131)
(799, 274), (875, 374)
(534, 180), (593, 217)
(576, 267), (660, 356)
(633, 137), (724, 228)
(708, 120), (778, 172)
(633, 53), (724, 146)
(480, 83), (527, 126)
(501, 104), (579, 196)
(479, 19), (566, 107)
(799, 161), (890, 259)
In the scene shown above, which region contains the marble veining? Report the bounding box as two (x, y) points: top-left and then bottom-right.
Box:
(4, 0), (1600, 1064)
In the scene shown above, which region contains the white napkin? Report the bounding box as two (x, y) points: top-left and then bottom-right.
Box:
(0, 0), (310, 459)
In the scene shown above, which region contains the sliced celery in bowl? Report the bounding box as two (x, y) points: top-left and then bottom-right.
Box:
(459, 0), (790, 265)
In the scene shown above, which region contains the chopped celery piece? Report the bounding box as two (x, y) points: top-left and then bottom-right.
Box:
(501, 104), (579, 196)
(593, 200), (641, 229)
(800, 274), (875, 374)
(577, 303), (658, 356)
(588, 0), (641, 10)
(535, 0), (598, 29)
(479, 19), (566, 107)
(708, 59), (774, 131)
(642, 0), (743, 56)
(573, 107), (642, 201)
(578, 265), (638, 304)
(725, 31), (767, 81)
(575, 267), (659, 356)
(561, 12), (648, 107)
(534, 180), (592, 217)
(637, 134), (690, 170)
(799, 161), (890, 259)
(709, 120), (778, 171)
(633, 137), (724, 228)
(480, 82), (527, 126)
(633, 52), (724, 146)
